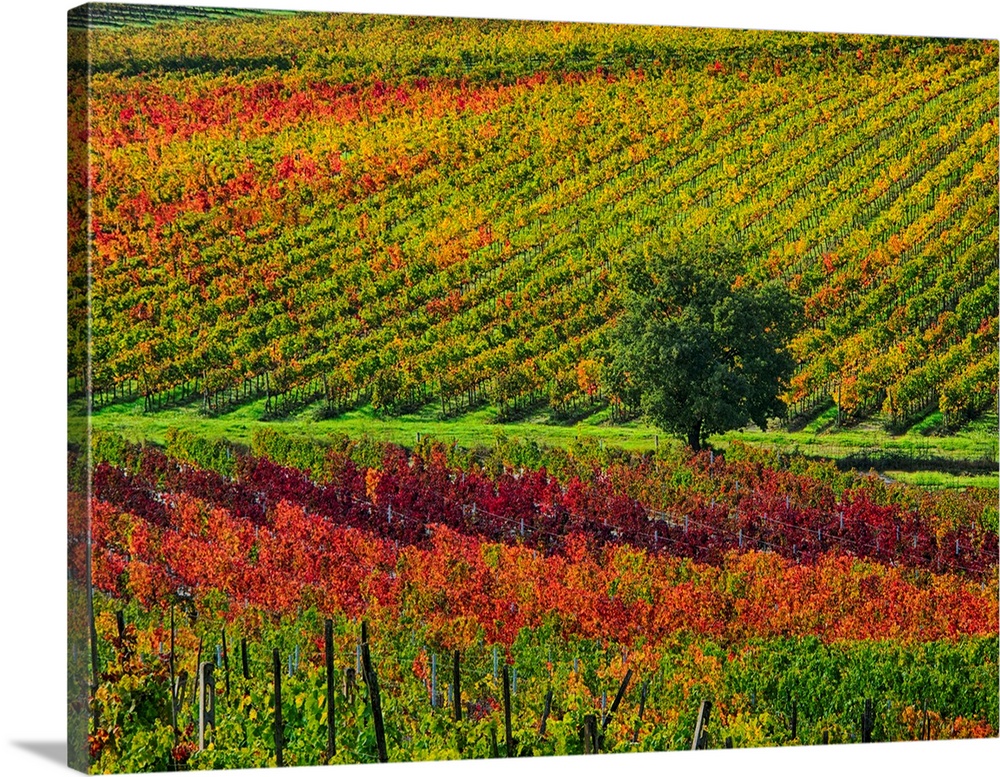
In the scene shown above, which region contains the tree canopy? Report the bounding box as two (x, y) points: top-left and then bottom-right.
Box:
(608, 240), (803, 450)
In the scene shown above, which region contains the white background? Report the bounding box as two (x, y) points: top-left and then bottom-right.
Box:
(1, 1), (997, 775)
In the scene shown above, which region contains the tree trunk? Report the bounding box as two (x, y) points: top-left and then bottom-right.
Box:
(687, 419), (702, 451)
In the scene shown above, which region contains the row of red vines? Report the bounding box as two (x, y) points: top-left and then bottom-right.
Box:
(89, 445), (997, 577)
(88, 496), (997, 648)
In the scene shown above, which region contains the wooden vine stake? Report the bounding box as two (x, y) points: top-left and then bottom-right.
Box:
(221, 628), (231, 697)
(273, 649), (283, 767)
(175, 670), (189, 711)
(452, 650), (462, 722)
(861, 699), (874, 743)
(582, 714), (598, 754)
(345, 667), (356, 704)
(169, 605), (178, 739)
(602, 668), (633, 730)
(502, 664), (514, 757)
(599, 668), (632, 750)
(430, 653), (438, 708)
(691, 700), (711, 750)
(241, 637), (249, 681)
(325, 619), (336, 759)
(195, 636), (204, 686)
(360, 621), (389, 763)
(631, 680), (649, 743)
(538, 687), (553, 737)
(198, 662), (215, 751)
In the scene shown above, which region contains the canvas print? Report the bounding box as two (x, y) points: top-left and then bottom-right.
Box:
(67, 3), (999, 773)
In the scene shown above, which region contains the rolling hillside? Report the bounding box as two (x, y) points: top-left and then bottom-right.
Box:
(68, 12), (999, 431)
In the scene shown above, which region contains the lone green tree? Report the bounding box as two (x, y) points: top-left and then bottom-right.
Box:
(609, 240), (802, 450)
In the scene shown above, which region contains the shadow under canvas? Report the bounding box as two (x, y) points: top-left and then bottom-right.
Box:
(13, 740), (68, 767)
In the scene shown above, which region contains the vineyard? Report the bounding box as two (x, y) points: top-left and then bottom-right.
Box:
(67, 3), (283, 30)
(68, 12), (999, 432)
(67, 8), (999, 775)
(69, 430), (998, 771)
